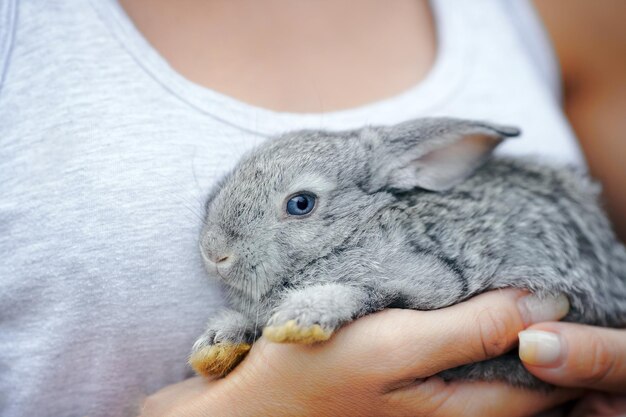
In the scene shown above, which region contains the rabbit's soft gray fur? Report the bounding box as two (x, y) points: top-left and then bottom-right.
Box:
(192, 118), (626, 388)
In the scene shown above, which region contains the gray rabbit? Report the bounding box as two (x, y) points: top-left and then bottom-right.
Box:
(189, 117), (626, 388)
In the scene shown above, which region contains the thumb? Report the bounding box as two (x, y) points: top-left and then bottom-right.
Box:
(519, 322), (626, 393)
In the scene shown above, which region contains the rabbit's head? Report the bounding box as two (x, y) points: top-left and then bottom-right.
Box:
(200, 118), (519, 300)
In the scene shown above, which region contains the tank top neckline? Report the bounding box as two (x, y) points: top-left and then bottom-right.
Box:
(89, 0), (473, 136)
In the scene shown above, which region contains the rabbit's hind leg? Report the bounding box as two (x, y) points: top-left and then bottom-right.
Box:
(438, 352), (552, 391)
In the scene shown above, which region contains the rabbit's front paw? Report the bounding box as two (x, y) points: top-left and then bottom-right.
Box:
(262, 284), (370, 344)
(263, 319), (332, 344)
(188, 330), (251, 378)
(263, 307), (336, 344)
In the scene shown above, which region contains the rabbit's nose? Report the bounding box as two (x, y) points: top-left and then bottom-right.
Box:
(205, 250), (235, 268)
(215, 254), (230, 263)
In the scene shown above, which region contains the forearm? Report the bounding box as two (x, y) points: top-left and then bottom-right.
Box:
(563, 73), (626, 241)
(534, 0), (626, 241)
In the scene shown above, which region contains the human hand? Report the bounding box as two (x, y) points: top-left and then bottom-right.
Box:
(140, 289), (579, 417)
(519, 322), (626, 416)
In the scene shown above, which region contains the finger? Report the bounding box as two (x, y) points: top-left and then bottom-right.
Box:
(519, 322), (626, 393)
(337, 289), (569, 378)
(384, 377), (581, 417)
(567, 392), (626, 417)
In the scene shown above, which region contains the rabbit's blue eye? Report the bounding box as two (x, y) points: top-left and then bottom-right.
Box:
(286, 193), (316, 216)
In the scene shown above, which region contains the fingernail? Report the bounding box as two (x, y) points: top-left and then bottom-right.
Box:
(517, 294), (569, 325)
(518, 330), (562, 366)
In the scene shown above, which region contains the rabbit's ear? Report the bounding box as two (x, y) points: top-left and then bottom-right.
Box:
(366, 118), (520, 192)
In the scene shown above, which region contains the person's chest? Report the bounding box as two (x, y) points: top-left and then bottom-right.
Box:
(117, 0), (437, 113)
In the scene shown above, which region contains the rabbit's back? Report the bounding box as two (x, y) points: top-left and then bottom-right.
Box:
(394, 158), (626, 327)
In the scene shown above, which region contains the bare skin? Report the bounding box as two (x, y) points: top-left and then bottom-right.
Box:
(118, 0), (626, 414)
(119, 0), (436, 113)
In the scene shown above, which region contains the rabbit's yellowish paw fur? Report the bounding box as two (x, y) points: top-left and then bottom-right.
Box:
(263, 320), (332, 343)
(189, 342), (251, 377)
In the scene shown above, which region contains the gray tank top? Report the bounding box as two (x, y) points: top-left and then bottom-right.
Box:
(0, 0), (584, 416)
